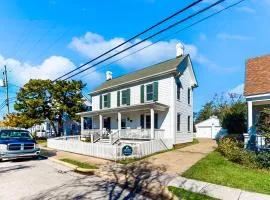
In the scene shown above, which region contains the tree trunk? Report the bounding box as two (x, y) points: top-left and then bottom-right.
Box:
(57, 117), (63, 137)
(49, 120), (58, 137)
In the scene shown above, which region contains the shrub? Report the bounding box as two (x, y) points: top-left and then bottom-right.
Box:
(217, 138), (257, 167)
(256, 151), (270, 169)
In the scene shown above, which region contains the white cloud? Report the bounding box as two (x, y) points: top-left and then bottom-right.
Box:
(69, 31), (240, 74)
(0, 54), (75, 86)
(237, 6), (255, 13)
(228, 83), (244, 95)
(69, 32), (204, 70)
(217, 33), (255, 41)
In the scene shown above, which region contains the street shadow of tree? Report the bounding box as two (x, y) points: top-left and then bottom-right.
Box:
(0, 165), (32, 174)
(103, 161), (176, 199)
(23, 161), (176, 200)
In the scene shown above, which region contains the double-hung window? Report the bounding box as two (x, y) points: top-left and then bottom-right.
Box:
(188, 88), (191, 104)
(177, 113), (181, 132)
(177, 84), (181, 100)
(188, 116), (191, 132)
(103, 94), (108, 108)
(146, 84), (154, 101)
(121, 90), (127, 105)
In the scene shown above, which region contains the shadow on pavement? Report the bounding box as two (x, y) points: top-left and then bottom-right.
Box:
(23, 161), (175, 200)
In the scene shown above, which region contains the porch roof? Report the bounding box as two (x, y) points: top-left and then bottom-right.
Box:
(77, 102), (169, 117)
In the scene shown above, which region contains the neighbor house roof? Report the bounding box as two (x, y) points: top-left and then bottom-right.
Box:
(91, 55), (194, 95)
(244, 55), (270, 96)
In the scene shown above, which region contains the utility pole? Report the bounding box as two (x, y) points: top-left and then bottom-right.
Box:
(3, 65), (9, 114)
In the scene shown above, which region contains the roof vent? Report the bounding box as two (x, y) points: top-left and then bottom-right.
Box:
(106, 71), (112, 81)
(176, 43), (184, 57)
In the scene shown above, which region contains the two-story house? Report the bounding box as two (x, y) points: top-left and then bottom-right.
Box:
(78, 43), (198, 145)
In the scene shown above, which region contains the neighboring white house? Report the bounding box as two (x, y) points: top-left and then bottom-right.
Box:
(77, 43), (198, 145)
(195, 116), (223, 139)
(244, 55), (270, 149)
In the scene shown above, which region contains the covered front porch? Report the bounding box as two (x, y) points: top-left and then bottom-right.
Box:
(245, 96), (270, 149)
(78, 102), (169, 143)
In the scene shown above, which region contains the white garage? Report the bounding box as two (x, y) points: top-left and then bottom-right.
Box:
(195, 116), (223, 139)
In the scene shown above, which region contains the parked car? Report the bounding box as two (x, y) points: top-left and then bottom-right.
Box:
(0, 129), (40, 161)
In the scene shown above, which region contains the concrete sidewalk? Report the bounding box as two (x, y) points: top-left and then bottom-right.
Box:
(145, 139), (217, 174)
(167, 176), (270, 200)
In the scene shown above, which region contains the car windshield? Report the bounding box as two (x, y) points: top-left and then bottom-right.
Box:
(0, 130), (33, 140)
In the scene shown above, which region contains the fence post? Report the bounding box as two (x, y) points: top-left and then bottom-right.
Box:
(243, 133), (249, 149)
(91, 134), (94, 143)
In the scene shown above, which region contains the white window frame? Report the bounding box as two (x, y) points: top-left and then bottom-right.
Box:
(145, 83), (154, 102)
(121, 89), (128, 105)
(103, 93), (109, 108)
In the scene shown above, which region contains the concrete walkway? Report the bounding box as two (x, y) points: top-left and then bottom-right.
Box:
(168, 176), (270, 200)
(146, 139), (217, 174)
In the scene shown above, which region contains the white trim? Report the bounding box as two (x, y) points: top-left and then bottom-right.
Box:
(246, 93), (270, 99)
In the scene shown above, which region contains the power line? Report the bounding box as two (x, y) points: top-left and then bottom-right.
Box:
(22, 25), (54, 61)
(54, 0), (205, 81)
(78, 0), (246, 81)
(61, 0), (225, 81)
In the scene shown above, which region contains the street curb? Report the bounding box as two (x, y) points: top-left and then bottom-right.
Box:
(48, 157), (98, 174)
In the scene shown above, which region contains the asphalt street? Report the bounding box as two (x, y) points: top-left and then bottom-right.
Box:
(0, 158), (148, 200)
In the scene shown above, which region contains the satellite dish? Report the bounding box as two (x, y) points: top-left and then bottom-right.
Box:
(0, 79), (4, 87)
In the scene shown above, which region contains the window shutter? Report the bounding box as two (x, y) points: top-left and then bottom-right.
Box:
(153, 81), (158, 101)
(140, 85), (144, 103)
(117, 91), (120, 107)
(108, 93), (111, 108)
(140, 114), (145, 129)
(99, 95), (102, 109)
(154, 113), (158, 129)
(127, 88), (130, 105)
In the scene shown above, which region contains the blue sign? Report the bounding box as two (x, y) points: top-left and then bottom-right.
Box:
(122, 145), (133, 156)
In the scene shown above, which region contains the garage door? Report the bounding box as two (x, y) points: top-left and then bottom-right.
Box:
(196, 127), (212, 138)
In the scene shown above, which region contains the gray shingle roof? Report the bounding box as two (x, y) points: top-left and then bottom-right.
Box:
(91, 55), (187, 94)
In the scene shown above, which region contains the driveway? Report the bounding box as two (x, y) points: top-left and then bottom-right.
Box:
(0, 158), (172, 200)
(145, 139), (217, 174)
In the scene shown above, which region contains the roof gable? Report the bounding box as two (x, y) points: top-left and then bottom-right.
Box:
(244, 55), (270, 96)
(91, 55), (187, 95)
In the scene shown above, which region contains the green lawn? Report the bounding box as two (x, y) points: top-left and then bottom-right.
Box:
(60, 158), (98, 169)
(183, 151), (270, 195)
(168, 186), (219, 200)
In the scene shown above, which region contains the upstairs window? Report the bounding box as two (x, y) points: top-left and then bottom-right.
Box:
(188, 88), (191, 104)
(103, 94), (108, 108)
(177, 84), (181, 100)
(121, 90), (127, 105)
(146, 84), (154, 101)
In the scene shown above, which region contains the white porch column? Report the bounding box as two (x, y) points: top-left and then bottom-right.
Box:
(118, 112), (122, 131)
(151, 108), (155, 139)
(99, 115), (103, 130)
(248, 101), (253, 132)
(80, 116), (84, 134)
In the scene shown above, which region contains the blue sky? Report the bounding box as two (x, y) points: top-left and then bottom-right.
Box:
(0, 0), (269, 118)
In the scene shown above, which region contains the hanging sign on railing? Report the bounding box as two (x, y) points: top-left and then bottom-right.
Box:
(122, 145), (133, 156)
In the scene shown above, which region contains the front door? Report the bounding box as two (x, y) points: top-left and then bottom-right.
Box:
(103, 117), (111, 131)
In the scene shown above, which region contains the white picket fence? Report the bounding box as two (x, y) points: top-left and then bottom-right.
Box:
(47, 136), (173, 160)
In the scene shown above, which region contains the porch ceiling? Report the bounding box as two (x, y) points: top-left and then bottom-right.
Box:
(77, 102), (169, 117)
(253, 100), (270, 106)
